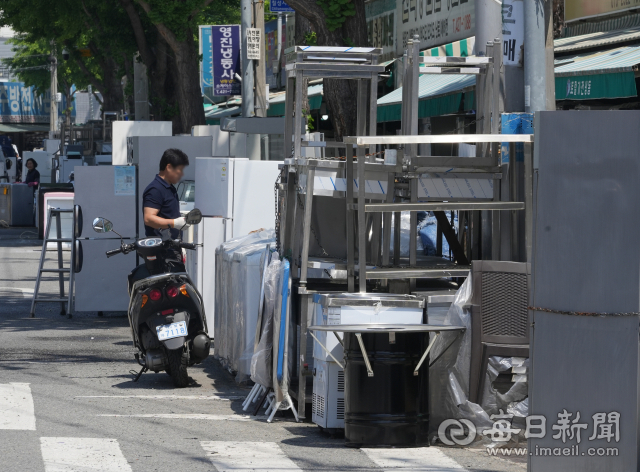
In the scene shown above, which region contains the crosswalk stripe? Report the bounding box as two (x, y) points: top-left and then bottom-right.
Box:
(40, 437), (132, 472)
(98, 414), (265, 421)
(362, 447), (466, 471)
(201, 441), (302, 471)
(0, 383), (36, 430)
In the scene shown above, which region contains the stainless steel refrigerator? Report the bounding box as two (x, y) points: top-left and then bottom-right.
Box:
(74, 165), (137, 312)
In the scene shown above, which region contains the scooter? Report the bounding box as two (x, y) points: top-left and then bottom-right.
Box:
(92, 209), (210, 387)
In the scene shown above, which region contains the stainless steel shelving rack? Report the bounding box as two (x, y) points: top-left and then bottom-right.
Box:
(277, 40), (534, 417)
(278, 46), (384, 419)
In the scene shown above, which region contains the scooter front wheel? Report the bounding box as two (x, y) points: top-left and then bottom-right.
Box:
(166, 348), (189, 388)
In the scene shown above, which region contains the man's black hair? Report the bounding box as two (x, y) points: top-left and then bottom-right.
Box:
(159, 148), (189, 171)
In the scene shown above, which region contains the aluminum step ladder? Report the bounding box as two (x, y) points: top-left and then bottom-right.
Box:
(30, 208), (75, 318)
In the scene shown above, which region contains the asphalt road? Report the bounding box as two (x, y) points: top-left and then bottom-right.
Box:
(0, 226), (526, 472)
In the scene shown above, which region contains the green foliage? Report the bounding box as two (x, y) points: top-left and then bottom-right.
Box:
(315, 0), (355, 32)
(302, 107), (314, 131)
(200, 0), (242, 26)
(304, 31), (317, 46)
(141, 0), (206, 41)
(263, 0), (278, 22)
(4, 35), (92, 97)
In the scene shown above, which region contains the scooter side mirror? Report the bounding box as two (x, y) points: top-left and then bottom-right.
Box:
(92, 217), (113, 233)
(185, 208), (202, 225)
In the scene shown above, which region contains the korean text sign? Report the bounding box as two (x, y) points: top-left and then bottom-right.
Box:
(0, 82), (67, 123)
(212, 25), (241, 96)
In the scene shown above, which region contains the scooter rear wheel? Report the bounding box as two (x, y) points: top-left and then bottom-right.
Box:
(166, 348), (189, 388)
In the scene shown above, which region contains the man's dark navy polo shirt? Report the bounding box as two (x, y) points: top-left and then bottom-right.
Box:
(142, 174), (180, 238)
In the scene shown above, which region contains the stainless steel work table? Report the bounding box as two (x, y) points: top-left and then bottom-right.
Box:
(308, 324), (465, 377)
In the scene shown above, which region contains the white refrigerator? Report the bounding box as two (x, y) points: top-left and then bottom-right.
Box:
(193, 157), (281, 333)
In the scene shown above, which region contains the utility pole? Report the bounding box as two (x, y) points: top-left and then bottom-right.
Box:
(241, 0), (255, 119)
(49, 41), (58, 137)
(240, 0), (261, 159)
(134, 53), (150, 121)
(277, 12), (283, 90)
(544, 0), (556, 110)
(524, 0), (547, 112)
(254, 0), (267, 118)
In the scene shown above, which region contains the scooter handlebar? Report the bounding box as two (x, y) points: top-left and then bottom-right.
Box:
(106, 248), (123, 257)
(180, 242), (197, 250)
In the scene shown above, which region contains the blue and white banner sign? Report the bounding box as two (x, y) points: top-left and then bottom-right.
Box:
(212, 25), (242, 96)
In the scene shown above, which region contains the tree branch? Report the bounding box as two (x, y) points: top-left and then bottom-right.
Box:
(119, 0), (155, 68)
(135, 0), (180, 52)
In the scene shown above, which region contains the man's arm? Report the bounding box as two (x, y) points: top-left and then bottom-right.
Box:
(144, 207), (177, 229)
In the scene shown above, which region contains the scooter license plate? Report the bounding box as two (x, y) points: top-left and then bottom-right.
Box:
(156, 321), (188, 341)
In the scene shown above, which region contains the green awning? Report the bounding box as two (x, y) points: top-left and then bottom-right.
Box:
(554, 45), (640, 100)
(267, 84), (323, 117)
(0, 123), (50, 133)
(377, 74), (475, 123)
(555, 71), (637, 100)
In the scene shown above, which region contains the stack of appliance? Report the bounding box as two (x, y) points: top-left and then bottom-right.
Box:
(192, 157), (281, 334)
(0, 136), (17, 183)
(126, 135), (213, 237)
(0, 183), (35, 226)
(73, 135), (213, 312)
(191, 125), (247, 158)
(112, 121), (172, 166)
(311, 293), (425, 430)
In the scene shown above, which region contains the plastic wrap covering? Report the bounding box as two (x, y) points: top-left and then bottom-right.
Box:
(429, 274), (529, 447)
(213, 229), (275, 383)
(271, 259), (293, 410)
(250, 255), (281, 388)
(419, 211), (458, 258)
(389, 211), (424, 257)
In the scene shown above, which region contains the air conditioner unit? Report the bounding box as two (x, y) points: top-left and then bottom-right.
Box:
(312, 359), (344, 430)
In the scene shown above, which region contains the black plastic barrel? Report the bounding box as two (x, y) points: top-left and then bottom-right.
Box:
(344, 331), (429, 448)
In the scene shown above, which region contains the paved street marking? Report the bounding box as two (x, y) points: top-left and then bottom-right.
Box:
(363, 447), (466, 471)
(98, 413), (266, 421)
(0, 287), (34, 298)
(0, 383), (36, 430)
(201, 441), (303, 471)
(40, 437), (132, 472)
(77, 394), (243, 400)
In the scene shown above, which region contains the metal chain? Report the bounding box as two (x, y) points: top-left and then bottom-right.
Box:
(274, 171), (282, 255)
(529, 307), (640, 318)
(296, 192), (330, 258)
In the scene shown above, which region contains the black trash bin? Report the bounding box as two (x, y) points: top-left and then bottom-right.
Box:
(344, 331), (430, 448)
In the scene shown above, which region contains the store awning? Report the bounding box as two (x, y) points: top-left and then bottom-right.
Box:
(555, 26), (640, 54)
(0, 123), (50, 133)
(554, 45), (640, 100)
(205, 106), (241, 125)
(421, 37), (476, 57)
(377, 74), (475, 123)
